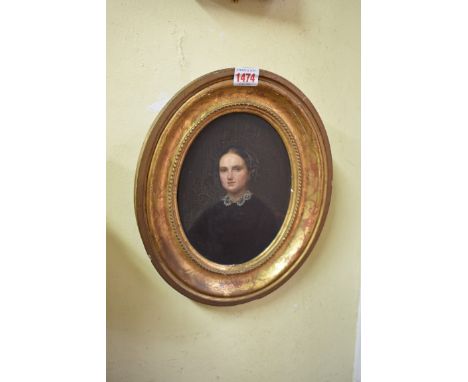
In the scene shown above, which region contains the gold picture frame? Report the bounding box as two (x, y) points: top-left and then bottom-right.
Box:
(135, 68), (332, 305)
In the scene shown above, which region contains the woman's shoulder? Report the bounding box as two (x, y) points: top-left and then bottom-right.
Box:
(199, 199), (224, 216)
(243, 195), (275, 218)
(249, 194), (271, 210)
(189, 200), (224, 234)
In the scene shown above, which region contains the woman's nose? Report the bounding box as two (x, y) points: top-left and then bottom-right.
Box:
(227, 171), (233, 179)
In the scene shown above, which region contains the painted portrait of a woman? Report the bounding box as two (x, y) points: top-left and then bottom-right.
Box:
(187, 146), (279, 264)
(177, 112), (292, 266)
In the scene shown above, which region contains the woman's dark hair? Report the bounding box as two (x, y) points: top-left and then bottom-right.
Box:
(219, 145), (258, 179)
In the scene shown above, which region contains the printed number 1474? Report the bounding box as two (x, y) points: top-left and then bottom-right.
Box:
(235, 73), (256, 83)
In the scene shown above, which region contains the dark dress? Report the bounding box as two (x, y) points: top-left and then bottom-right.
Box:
(187, 195), (279, 265)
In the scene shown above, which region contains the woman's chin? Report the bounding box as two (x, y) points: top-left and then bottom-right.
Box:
(227, 189), (247, 198)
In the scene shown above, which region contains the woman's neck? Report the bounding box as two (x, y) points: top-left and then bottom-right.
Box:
(227, 189), (248, 202)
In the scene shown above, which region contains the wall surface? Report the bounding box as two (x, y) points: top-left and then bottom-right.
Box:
(107, 1), (360, 381)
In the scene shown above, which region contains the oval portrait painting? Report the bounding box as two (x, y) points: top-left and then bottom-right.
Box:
(177, 112), (291, 265)
(135, 68), (332, 305)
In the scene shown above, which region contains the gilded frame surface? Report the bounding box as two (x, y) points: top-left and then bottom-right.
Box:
(135, 68), (332, 305)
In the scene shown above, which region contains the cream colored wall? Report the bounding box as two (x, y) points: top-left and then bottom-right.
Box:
(107, 1), (360, 381)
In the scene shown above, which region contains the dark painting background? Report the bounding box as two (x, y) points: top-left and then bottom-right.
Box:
(178, 112), (291, 232)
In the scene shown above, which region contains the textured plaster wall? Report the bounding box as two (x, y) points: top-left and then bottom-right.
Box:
(107, 1), (360, 381)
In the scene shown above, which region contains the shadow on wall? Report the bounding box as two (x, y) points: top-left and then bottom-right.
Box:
(106, 159), (196, 334)
(107, 226), (195, 335)
(196, 0), (305, 26)
(107, 225), (207, 332)
(107, 227), (157, 332)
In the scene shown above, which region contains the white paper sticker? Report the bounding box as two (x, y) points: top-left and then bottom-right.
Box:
(233, 67), (259, 86)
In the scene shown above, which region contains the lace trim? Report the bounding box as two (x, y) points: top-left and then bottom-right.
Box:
(222, 190), (252, 207)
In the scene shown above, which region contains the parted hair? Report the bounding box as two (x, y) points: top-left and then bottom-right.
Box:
(219, 145), (258, 180)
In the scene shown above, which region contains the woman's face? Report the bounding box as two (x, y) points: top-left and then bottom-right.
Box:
(219, 152), (250, 199)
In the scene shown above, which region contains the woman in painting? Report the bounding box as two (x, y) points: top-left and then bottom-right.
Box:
(187, 146), (280, 265)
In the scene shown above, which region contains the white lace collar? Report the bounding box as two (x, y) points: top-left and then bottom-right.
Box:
(222, 190), (252, 207)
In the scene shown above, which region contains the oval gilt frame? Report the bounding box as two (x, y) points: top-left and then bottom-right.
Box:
(135, 69), (332, 305)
